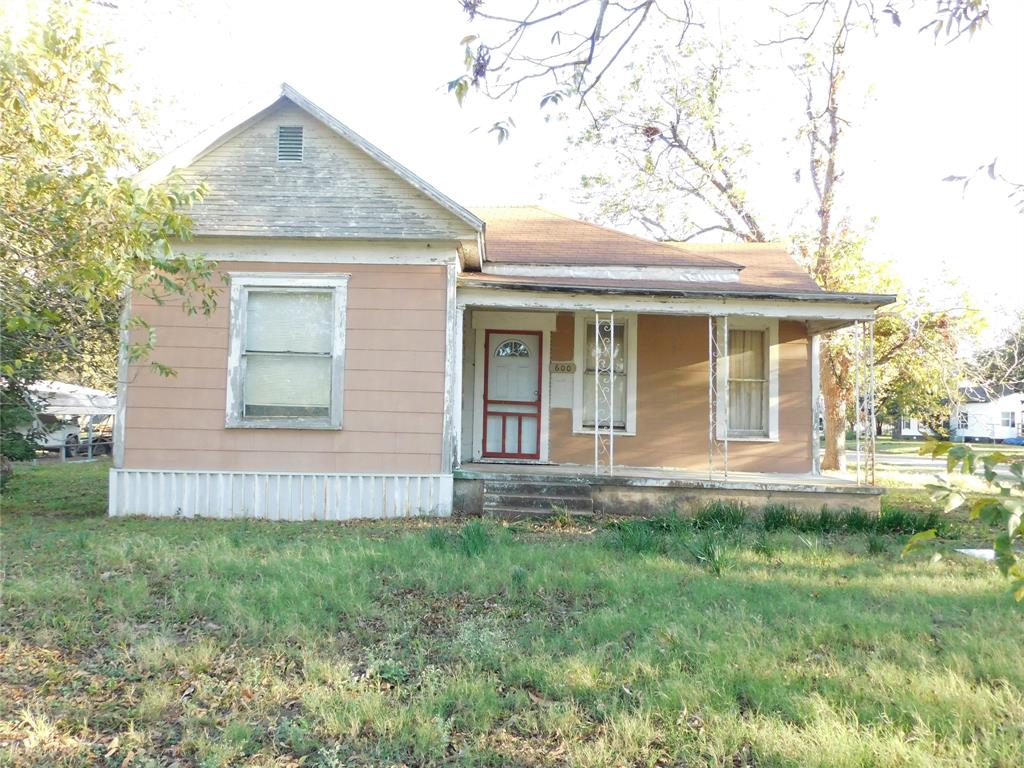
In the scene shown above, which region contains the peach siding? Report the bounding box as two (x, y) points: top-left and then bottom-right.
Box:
(123, 261), (447, 474)
(548, 314), (813, 473)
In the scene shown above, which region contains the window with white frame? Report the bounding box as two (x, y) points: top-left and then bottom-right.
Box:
(716, 318), (779, 440)
(573, 313), (637, 434)
(901, 417), (913, 431)
(1002, 411), (1017, 428)
(957, 411), (969, 430)
(226, 273), (348, 428)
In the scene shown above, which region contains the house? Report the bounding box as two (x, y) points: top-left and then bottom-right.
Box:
(894, 415), (928, 440)
(109, 84), (895, 520)
(951, 386), (1024, 443)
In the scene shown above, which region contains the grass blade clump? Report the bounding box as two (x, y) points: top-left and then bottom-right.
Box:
(457, 520), (493, 556)
(425, 527), (449, 550)
(693, 501), (747, 531)
(609, 520), (661, 554)
(761, 504), (799, 531)
(686, 531), (730, 575)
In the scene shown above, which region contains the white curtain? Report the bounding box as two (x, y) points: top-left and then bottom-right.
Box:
(728, 329), (767, 434)
(243, 291), (333, 416)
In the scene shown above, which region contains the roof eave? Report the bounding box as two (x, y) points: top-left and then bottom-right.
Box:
(457, 277), (897, 307)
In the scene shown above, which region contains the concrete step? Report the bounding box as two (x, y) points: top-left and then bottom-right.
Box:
(483, 493), (594, 512)
(484, 505), (594, 521)
(482, 480), (592, 498)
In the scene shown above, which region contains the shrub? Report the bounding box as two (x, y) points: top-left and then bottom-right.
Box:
(693, 501), (747, 531)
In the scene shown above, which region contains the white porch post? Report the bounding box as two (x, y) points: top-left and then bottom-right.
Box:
(810, 333), (822, 474)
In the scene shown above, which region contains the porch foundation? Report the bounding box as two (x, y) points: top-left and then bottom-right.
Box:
(454, 464), (882, 517)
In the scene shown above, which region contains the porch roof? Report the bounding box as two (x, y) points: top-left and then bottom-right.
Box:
(458, 272), (893, 305)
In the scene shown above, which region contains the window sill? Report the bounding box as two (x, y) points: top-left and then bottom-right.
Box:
(722, 434), (779, 443)
(226, 419), (342, 430)
(573, 429), (637, 437)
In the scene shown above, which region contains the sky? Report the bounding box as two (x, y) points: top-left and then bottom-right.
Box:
(10, 0), (1023, 342)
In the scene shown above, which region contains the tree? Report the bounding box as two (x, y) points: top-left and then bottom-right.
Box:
(0, 2), (215, 467)
(450, 0), (990, 117)
(975, 312), (1024, 394)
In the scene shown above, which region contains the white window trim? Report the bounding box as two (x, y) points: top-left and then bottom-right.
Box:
(715, 317), (779, 442)
(572, 312), (638, 436)
(226, 272), (349, 430)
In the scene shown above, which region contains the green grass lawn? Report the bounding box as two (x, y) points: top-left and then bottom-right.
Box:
(847, 437), (1024, 456)
(2, 462), (1022, 767)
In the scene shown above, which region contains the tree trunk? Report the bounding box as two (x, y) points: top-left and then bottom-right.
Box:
(820, 349), (848, 472)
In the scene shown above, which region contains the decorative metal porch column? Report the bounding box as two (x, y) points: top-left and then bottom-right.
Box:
(853, 320), (877, 485)
(593, 311), (616, 476)
(707, 315), (729, 480)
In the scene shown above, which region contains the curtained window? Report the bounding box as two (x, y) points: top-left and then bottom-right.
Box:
(727, 328), (769, 437)
(227, 274), (348, 428)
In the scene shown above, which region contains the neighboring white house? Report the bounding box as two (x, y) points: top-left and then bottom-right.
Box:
(894, 415), (929, 439)
(951, 386), (1024, 442)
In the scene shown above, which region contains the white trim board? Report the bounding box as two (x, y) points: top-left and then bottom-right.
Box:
(109, 469), (453, 520)
(113, 290), (131, 468)
(572, 312), (639, 436)
(175, 238), (462, 266)
(441, 264), (459, 473)
(482, 263), (742, 283)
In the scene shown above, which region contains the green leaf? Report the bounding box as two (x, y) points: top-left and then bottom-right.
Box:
(902, 529), (937, 557)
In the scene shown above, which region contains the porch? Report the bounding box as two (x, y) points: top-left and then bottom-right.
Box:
(453, 462), (883, 518)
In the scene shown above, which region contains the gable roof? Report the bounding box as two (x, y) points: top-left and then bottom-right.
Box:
(136, 83), (483, 235)
(474, 206), (741, 269)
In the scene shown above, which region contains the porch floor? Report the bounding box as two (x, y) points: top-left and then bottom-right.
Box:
(456, 461), (880, 496)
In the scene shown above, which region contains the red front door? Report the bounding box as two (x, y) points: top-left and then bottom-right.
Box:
(482, 330), (542, 459)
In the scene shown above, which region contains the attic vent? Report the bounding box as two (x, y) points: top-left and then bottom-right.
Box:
(277, 126), (303, 161)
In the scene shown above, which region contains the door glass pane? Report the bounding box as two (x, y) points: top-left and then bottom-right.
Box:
(521, 415), (538, 454)
(505, 416), (520, 454)
(485, 415), (503, 453)
(247, 291), (332, 353)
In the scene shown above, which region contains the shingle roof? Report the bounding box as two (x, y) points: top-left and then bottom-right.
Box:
(473, 206), (823, 295)
(474, 206), (741, 269)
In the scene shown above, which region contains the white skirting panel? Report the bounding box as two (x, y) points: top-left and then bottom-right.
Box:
(108, 469), (453, 521)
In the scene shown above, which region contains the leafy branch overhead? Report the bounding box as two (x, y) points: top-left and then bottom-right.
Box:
(905, 442), (1024, 603)
(0, 3), (216, 462)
